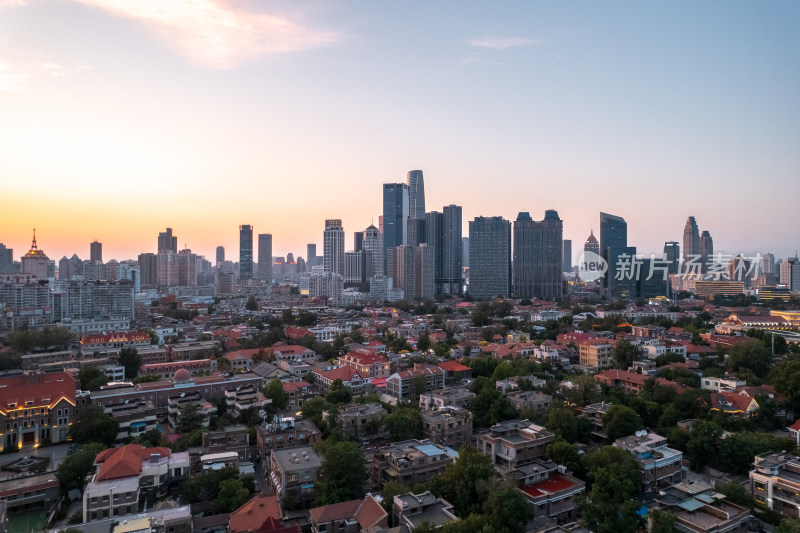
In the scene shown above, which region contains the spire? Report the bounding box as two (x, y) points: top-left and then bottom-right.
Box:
(31, 228), (38, 251)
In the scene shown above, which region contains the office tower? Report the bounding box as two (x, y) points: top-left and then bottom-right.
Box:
(354, 232), (364, 253)
(118, 263), (141, 293)
(762, 253), (775, 276)
(600, 213), (636, 298)
(406, 170), (426, 220)
(20, 229), (49, 279)
(363, 225), (383, 276)
(345, 250), (373, 288)
(216, 246), (225, 267)
(90, 240), (102, 263)
(584, 230), (600, 256)
(138, 253), (157, 287)
(387, 245), (415, 301)
(415, 244), (435, 300)
(469, 216), (511, 299)
(382, 183), (409, 266)
(258, 234), (272, 282)
(158, 228), (178, 253)
(664, 242), (680, 274)
(307, 244), (317, 271)
(563, 240), (572, 272)
(406, 217), (426, 247)
(0, 244), (12, 273)
(58, 256), (70, 280)
(239, 225), (253, 281)
(441, 205), (463, 295)
(513, 211), (563, 300)
(780, 257), (800, 291)
(638, 257), (670, 299)
(700, 231), (713, 273)
(682, 217), (700, 266)
(323, 219), (345, 276)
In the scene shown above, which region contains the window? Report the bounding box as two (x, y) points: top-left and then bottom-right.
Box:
(305, 472), (310, 479)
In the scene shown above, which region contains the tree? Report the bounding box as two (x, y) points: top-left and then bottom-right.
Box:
(180, 466), (240, 503)
(579, 447), (642, 533)
(245, 295), (258, 311)
(545, 407), (583, 443)
(57, 442), (106, 493)
(470, 388), (516, 427)
(715, 481), (754, 509)
(216, 356), (232, 373)
(70, 404), (119, 446)
(563, 374), (600, 407)
(685, 419), (723, 471)
(380, 480), (406, 513)
(772, 354), (800, 412)
(481, 477), (533, 533)
(614, 339), (640, 370)
(546, 439), (585, 478)
(411, 375), (428, 397)
(649, 509), (676, 533)
(777, 518), (800, 533)
(217, 478), (252, 513)
(178, 403), (204, 434)
(491, 361), (515, 381)
(717, 432), (785, 475)
(429, 445), (496, 517)
(602, 405), (644, 441)
(118, 348), (142, 379)
(417, 333), (431, 353)
(726, 340), (772, 377)
(385, 407), (423, 441)
(264, 379), (288, 410)
(326, 379), (353, 404)
(471, 302), (492, 327)
(78, 366), (108, 391)
(317, 441), (365, 504)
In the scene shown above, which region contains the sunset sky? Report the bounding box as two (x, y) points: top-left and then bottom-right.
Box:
(1, 1), (798, 264)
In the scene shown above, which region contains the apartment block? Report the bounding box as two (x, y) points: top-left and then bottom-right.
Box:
(614, 432), (684, 491)
(476, 420), (556, 474)
(421, 408), (472, 446)
(372, 439), (457, 490)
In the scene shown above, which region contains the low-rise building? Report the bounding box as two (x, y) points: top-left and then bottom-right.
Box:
(257, 417), (322, 459)
(229, 493), (299, 533)
(167, 390), (217, 432)
(392, 492), (457, 531)
(476, 420), (555, 474)
(309, 495), (388, 533)
(372, 440), (457, 490)
(283, 381), (314, 410)
(328, 402), (387, 442)
(652, 481), (750, 533)
(517, 460), (585, 524)
(337, 352), (392, 379)
(0, 472), (60, 514)
(751, 453), (800, 517)
(421, 408), (472, 446)
(80, 331), (151, 355)
(225, 385), (269, 418)
(507, 391), (551, 416)
(578, 340), (613, 371)
(202, 425), (251, 461)
(313, 367), (372, 397)
(496, 376), (547, 394)
(268, 446), (323, 506)
(580, 402), (612, 442)
(594, 369), (688, 396)
(139, 359), (216, 379)
(103, 400), (158, 442)
(700, 376), (747, 392)
(418, 387), (475, 411)
(614, 432), (684, 491)
(386, 365), (445, 401)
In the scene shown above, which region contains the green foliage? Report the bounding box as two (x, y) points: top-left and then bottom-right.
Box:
(470, 387), (516, 427)
(715, 481), (754, 509)
(245, 295), (258, 311)
(579, 446), (642, 533)
(718, 432), (791, 475)
(79, 365), (108, 391)
(264, 379), (288, 410)
(648, 508), (676, 533)
(380, 479), (405, 513)
(70, 404), (119, 446)
(562, 374), (600, 406)
(654, 352), (686, 367)
(118, 348), (142, 379)
(56, 442), (106, 493)
(685, 419), (723, 471)
(480, 477), (533, 533)
(0, 352), (22, 371)
(602, 404), (644, 441)
(385, 407), (423, 441)
(302, 397), (333, 431)
(614, 339), (640, 370)
(9, 327), (74, 353)
(133, 374), (160, 384)
(657, 367), (700, 388)
(178, 403), (204, 434)
(726, 340), (773, 377)
(429, 445), (495, 518)
(772, 354), (800, 412)
(317, 441), (365, 505)
(491, 361), (515, 381)
(181, 466), (240, 503)
(777, 517), (800, 533)
(545, 407), (590, 443)
(217, 478), (252, 513)
(326, 379), (353, 404)
(417, 333), (431, 353)
(546, 439), (585, 478)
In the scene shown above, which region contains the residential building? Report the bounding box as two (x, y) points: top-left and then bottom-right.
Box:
(329, 402), (387, 442)
(103, 400), (158, 442)
(750, 453), (800, 518)
(418, 387), (475, 410)
(313, 366), (371, 396)
(614, 432), (684, 491)
(709, 391), (759, 417)
(421, 407), (472, 446)
(166, 390), (217, 432)
(476, 419), (556, 474)
(580, 402), (612, 442)
(517, 460), (585, 524)
(202, 425), (251, 461)
(158, 228), (178, 253)
(386, 365), (444, 401)
(507, 391), (552, 416)
(0, 471), (60, 515)
(652, 481), (750, 533)
(700, 376), (747, 392)
(256, 417), (322, 458)
(393, 492), (458, 531)
(513, 211), (563, 300)
(337, 352), (392, 379)
(80, 331), (151, 355)
(268, 446), (323, 504)
(258, 234), (273, 282)
(363, 225), (383, 276)
(371, 439), (456, 489)
(469, 216), (511, 299)
(578, 340), (613, 371)
(225, 385), (269, 418)
(309, 495), (388, 533)
(323, 220), (345, 276)
(594, 369), (688, 396)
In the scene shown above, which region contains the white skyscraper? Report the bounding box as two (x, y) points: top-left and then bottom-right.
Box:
(323, 219), (345, 276)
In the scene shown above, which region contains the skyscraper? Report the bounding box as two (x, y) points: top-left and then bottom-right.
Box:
(664, 242), (680, 274)
(682, 217), (700, 266)
(762, 253), (776, 276)
(354, 232), (364, 252)
(90, 240), (102, 263)
(323, 219), (345, 276)
(600, 212), (636, 298)
(382, 183), (409, 266)
(216, 246), (225, 267)
(441, 205), (463, 295)
(700, 231), (713, 272)
(158, 228), (178, 253)
(20, 229), (49, 279)
(138, 253), (157, 286)
(258, 234), (273, 282)
(239, 225), (253, 281)
(0, 244), (13, 274)
(562, 240), (572, 272)
(307, 244), (317, 270)
(469, 216), (511, 299)
(406, 170), (425, 220)
(513, 210), (563, 300)
(363, 225), (383, 276)
(584, 230), (600, 256)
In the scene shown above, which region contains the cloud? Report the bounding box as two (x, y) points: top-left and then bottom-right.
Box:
(71, 0), (340, 68)
(468, 37), (539, 50)
(41, 62), (92, 77)
(0, 63), (30, 92)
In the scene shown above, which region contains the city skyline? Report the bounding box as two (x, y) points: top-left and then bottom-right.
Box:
(1, 2), (798, 260)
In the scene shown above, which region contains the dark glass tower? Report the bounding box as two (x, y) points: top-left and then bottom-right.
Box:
(469, 216), (511, 299)
(406, 170), (426, 220)
(513, 210), (563, 300)
(239, 225), (253, 280)
(600, 212), (635, 298)
(382, 183), (409, 267)
(258, 234), (272, 281)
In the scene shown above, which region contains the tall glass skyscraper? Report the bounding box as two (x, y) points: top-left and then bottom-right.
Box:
(513, 210), (563, 300)
(382, 183), (409, 266)
(324, 219), (345, 276)
(258, 234), (272, 282)
(600, 212), (635, 298)
(406, 170), (425, 220)
(683, 216), (700, 265)
(469, 216), (511, 299)
(239, 225), (253, 280)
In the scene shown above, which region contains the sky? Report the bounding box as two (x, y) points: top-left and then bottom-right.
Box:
(1, 1), (799, 264)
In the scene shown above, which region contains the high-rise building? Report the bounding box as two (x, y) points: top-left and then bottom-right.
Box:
(762, 253), (776, 276)
(20, 229), (49, 279)
(138, 253), (157, 287)
(117, 263), (141, 293)
(664, 242), (680, 274)
(406, 217), (426, 247)
(406, 170), (426, 220)
(363, 225), (383, 276)
(513, 211), (563, 300)
(0, 244), (12, 274)
(462, 238), (469, 270)
(58, 256), (70, 281)
(344, 250), (372, 287)
(415, 244), (435, 300)
(600, 213), (635, 298)
(700, 231), (713, 273)
(156, 249), (198, 288)
(354, 232), (364, 253)
(780, 257), (800, 292)
(562, 240), (572, 272)
(425, 207), (462, 295)
(90, 240), (102, 263)
(382, 183), (409, 266)
(682, 217), (700, 266)
(307, 244), (317, 271)
(323, 219), (345, 276)
(258, 234), (272, 282)
(239, 225), (253, 281)
(216, 246), (225, 267)
(584, 230), (600, 256)
(158, 228), (178, 253)
(469, 216), (511, 299)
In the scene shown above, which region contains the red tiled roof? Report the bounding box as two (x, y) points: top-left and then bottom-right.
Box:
(284, 327), (314, 339)
(316, 366), (367, 382)
(80, 331), (150, 344)
(0, 372), (76, 413)
(341, 352), (389, 365)
(520, 473), (577, 498)
(710, 391), (755, 413)
(395, 366), (443, 379)
(95, 444), (171, 482)
(229, 493), (285, 533)
(274, 345), (314, 355)
(788, 418), (800, 432)
(371, 377), (387, 388)
(282, 381), (309, 392)
(438, 360), (470, 372)
(226, 349), (261, 360)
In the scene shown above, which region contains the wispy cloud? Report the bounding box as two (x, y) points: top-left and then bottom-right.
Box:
(71, 0), (341, 68)
(0, 63), (30, 92)
(42, 62), (92, 77)
(468, 37), (540, 50)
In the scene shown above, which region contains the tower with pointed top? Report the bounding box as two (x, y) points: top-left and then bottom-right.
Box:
(21, 229), (50, 278)
(584, 230), (600, 256)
